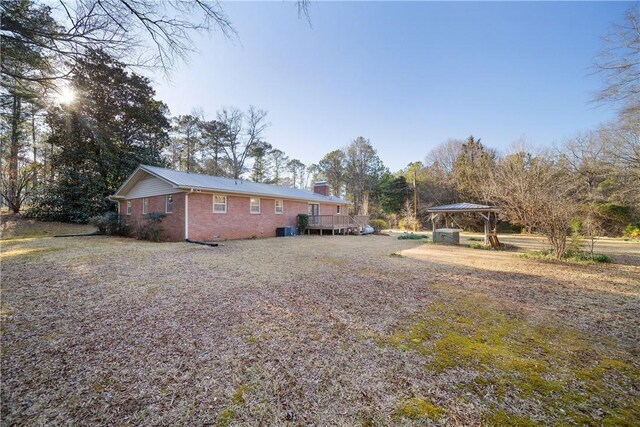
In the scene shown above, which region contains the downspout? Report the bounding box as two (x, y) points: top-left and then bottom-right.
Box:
(185, 191), (190, 240)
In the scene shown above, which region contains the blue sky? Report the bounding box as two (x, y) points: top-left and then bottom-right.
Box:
(151, 1), (630, 172)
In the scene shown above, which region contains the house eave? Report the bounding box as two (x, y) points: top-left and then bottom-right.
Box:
(176, 186), (351, 205)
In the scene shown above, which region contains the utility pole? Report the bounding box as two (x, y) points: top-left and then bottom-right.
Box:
(413, 166), (417, 232)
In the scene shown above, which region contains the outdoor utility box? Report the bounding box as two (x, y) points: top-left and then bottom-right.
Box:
(276, 226), (299, 237)
(433, 228), (460, 245)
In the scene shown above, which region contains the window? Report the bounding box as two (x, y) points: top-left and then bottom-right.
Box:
(143, 198), (149, 214)
(126, 200), (132, 215)
(308, 203), (319, 216)
(213, 195), (227, 213)
(166, 194), (174, 213)
(275, 199), (284, 214)
(250, 197), (260, 214)
(336, 205), (341, 214)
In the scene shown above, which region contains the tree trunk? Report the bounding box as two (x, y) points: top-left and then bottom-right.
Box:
(31, 105), (38, 188)
(361, 191), (369, 216)
(9, 95), (22, 213)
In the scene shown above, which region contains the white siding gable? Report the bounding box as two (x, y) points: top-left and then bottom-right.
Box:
(126, 175), (178, 199)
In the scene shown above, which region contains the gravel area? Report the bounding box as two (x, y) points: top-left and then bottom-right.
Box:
(1, 222), (638, 425)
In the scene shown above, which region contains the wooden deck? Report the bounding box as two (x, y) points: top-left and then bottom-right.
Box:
(307, 215), (369, 235)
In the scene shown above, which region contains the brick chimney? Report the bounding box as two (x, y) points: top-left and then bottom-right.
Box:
(313, 181), (330, 196)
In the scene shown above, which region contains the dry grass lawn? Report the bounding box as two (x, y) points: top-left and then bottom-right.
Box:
(1, 218), (639, 426)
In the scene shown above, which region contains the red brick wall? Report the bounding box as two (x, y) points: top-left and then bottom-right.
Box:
(186, 193), (312, 241)
(119, 193), (185, 241)
(120, 193), (350, 241)
(313, 184), (330, 196)
(319, 203), (347, 216)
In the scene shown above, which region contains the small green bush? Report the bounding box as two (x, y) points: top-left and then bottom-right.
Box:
(468, 243), (491, 250)
(522, 249), (611, 263)
(398, 233), (430, 240)
(468, 242), (518, 251)
(369, 219), (389, 233)
(569, 218), (584, 253)
(565, 251), (612, 263)
(623, 223), (640, 239)
(298, 214), (309, 234)
(468, 237), (483, 242)
(135, 211), (166, 242)
(88, 212), (130, 236)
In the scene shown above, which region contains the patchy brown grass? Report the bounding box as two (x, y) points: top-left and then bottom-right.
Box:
(1, 213), (96, 240)
(1, 223), (638, 426)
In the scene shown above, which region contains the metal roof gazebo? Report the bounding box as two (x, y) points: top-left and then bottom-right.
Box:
(426, 203), (500, 246)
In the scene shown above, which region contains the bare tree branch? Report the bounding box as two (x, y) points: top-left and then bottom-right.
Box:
(593, 4), (640, 116)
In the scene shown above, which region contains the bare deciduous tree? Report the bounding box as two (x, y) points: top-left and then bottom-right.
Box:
(600, 111), (640, 171)
(0, 161), (40, 213)
(425, 138), (464, 176)
(594, 4), (640, 117)
(3, 0), (310, 90)
(217, 106), (269, 180)
(486, 149), (576, 258)
(557, 131), (611, 199)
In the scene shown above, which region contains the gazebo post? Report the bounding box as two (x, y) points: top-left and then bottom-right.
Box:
(484, 211), (490, 245)
(493, 211), (498, 235)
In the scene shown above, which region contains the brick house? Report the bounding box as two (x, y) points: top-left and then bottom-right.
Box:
(110, 165), (355, 241)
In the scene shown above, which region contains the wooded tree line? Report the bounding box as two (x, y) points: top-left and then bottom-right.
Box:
(374, 121), (639, 256)
(166, 109), (311, 187)
(1, 0), (638, 255)
(0, 0), (386, 221)
(0, 0), (305, 221)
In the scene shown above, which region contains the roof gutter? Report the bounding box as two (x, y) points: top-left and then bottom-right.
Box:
(174, 185), (353, 205)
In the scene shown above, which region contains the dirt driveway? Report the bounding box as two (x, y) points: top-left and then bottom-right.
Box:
(1, 225), (639, 426)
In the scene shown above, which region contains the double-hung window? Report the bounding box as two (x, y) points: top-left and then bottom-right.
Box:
(275, 199), (284, 214)
(166, 194), (174, 213)
(143, 198), (149, 214)
(336, 205), (341, 214)
(250, 198), (260, 214)
(213, 195), (227, 213)
(126, 200), (132, 215)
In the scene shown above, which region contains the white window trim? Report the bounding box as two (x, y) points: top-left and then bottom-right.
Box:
(142, 198), (149, 214)
(166, 194), (174, 214)
(275, 199), (284, 214)
(213, 194), (227, 213)
(336, 205), (341, 214)
(250, 197), (261, 214)
(126, 200), (132, 215)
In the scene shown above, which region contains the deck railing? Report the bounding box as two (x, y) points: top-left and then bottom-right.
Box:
(352, 215), (370, 228)
(307, 215), (370, 230)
